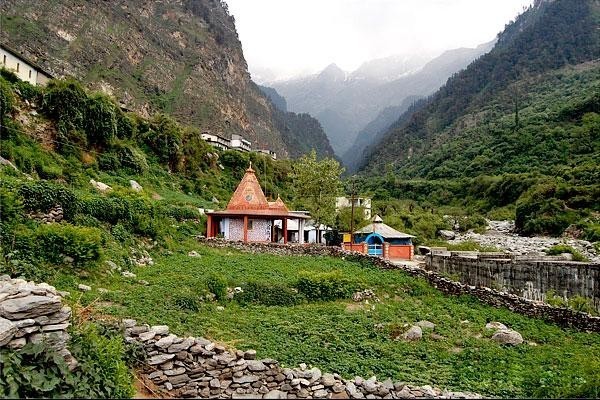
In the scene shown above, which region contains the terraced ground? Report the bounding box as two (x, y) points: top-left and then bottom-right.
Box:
(56, 239), (600, 398)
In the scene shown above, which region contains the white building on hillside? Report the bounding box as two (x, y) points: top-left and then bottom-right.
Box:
(335, 196), (372, 220)
(1, 44), (52, 86)
(230, 134), (251, 152)
(201, 132), (231, 151)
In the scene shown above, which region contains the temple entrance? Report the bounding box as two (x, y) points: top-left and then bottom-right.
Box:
(365, 233), (384, 256)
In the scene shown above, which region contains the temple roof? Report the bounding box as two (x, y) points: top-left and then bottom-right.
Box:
(355, 214), (415, 239)
(208, 164), (309, 219)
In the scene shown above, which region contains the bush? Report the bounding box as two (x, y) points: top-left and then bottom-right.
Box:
(295, 270), (357, 301)
(43, 79), (88, 134)
(144, 114), (183, 169)
(173, 294), (200, 311)
(14, 223), (103, 267)
(546, 244), (588, 262)
(14, 80), (43, 104)
(234, 282), (305, 306)
(206, 274), (227, 301)
(85, 94), (117, 147)
(17, 181), (78, 219)
(0, 324), (133, 398)
(0, 77), (15, 121)
(0, 187), (22, 225)
(68, 324), (134, 398)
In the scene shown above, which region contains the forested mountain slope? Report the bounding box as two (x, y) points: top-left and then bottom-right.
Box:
(359, 0), (600, 176)
(0, 0), (331, 158)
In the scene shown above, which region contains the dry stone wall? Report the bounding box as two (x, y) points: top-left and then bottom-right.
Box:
(0, 275), (76, 369)
(27, 204), (64, 223)
(126, 319), (480, 399)
(199, 238), (600, 332)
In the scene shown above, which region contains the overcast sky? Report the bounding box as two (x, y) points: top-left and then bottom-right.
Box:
(226, 0), (533, 82)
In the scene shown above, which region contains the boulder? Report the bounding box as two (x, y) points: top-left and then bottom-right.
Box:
(0, 295), (62, 319)
(90, 179), (112, 192)
(438, 230), (456, 240)
(78, 284), (91, 292)
(0, 317), (17, 346)
(402, 325), (422, 341)
(321, 373), (336, 387)
(129, 180), (143, 192)
(491, 329), (523, 345)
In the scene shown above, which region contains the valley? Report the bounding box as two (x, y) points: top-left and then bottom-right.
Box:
(0, 0), (599, 398)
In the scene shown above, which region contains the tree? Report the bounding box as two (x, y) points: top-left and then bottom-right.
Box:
(291, 150), (344, 242)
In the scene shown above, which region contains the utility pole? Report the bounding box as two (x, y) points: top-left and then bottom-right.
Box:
(349, 176), (356, 244)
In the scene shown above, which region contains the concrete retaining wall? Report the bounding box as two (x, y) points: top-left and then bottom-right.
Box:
(425, 253), (600, 312)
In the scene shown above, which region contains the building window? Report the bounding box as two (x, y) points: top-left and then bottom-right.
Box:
(2, 55), (5, 65)
(247, 220), (253, 230)
(29, 70), (32, 78)
(16, 63), (20, 72)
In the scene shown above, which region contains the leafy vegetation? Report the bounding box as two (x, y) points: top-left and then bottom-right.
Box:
(545, 245), (588, 262)
(0, 325), (133, 398)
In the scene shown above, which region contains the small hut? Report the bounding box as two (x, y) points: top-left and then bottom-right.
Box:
(344, 215), (414, 260)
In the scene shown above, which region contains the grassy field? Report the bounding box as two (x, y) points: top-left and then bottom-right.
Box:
(53, 240), (600, 398)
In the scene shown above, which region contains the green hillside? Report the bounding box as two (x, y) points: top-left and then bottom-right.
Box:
(356, 0), (600, 238)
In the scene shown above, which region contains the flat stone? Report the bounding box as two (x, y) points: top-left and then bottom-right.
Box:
(44, 307), (71, 324)
(148, 371), (164, 379)
(15, 325), (39, 337)
(151, 325), (169, 336)
(78, 284), (91, 291)
(264, 389), (287, 399)
(321, 373), (336, 386)
(0, 317), (17, 345)
(139, 331), (156, 341)
(168, 374), (190, 385)
(332, 382), (345, 393)
(156, 334), (177, 348)
(122, 319), (137, 328)
(308, 367), (322, 382)
(314, 389), (328, 398)
(40, 322), (69, 331)
(164, 367), (186, 376)
(233, 375), (260, 384)
(244, 349), (257, 360)
(332, 391), (350, 399)
(210, 378), (221, 388)
(14, 318), (36, 328)
(247, 360), (267, 371)
(29, 331), (69, 350)
(0, 295), (62, 319)
(148, 353), (176, 365)
(232, 393), (261, 399)
(168, 337), (194, 353)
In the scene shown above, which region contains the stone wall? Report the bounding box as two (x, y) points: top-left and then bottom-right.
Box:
(424, 252), (600, 313)
(199, 238), (600, 332)
(27, 204), (64, 223)
(0, 275), (76, 369)
(125, 320), (480, 399)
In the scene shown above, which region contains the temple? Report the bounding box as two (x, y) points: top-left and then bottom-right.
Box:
(205, 165), (310, 243)
(343, 215), (414, 260)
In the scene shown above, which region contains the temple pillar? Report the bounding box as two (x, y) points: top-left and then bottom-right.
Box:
(298, 219), (305, 244)
(383, 242), (390, 260)
(206, 215), (213, 238)
(243, 216), (248, 243)
(283, 218), (288, 244)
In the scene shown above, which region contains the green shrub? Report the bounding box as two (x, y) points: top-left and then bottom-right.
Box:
(16, 223), (103, 267)
(111, 223), (131, 242)
(206, 274), (227, 301)
(295, 270), (357, 301)
(0, 324), (133, 398)
(85, 94), (117, 147)
(117, 144), (148, 173)
(43, 79), (88, 134)
(17, 181), (78, 219)
(68, 324), (134, 398)
(0, 187), (22, 225)
(144, 114), (183, 169)
(14, 80), (43, 104)
(234, 282), (305, 306)
(0, 77), (15, 121)
(546, 244), (588, 262)
(0, 67), (19, 83)
(173, 294), (200, 311)
(162, 204), (199, 221)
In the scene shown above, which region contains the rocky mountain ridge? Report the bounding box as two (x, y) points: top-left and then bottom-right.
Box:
(0, 0), (332, 158)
